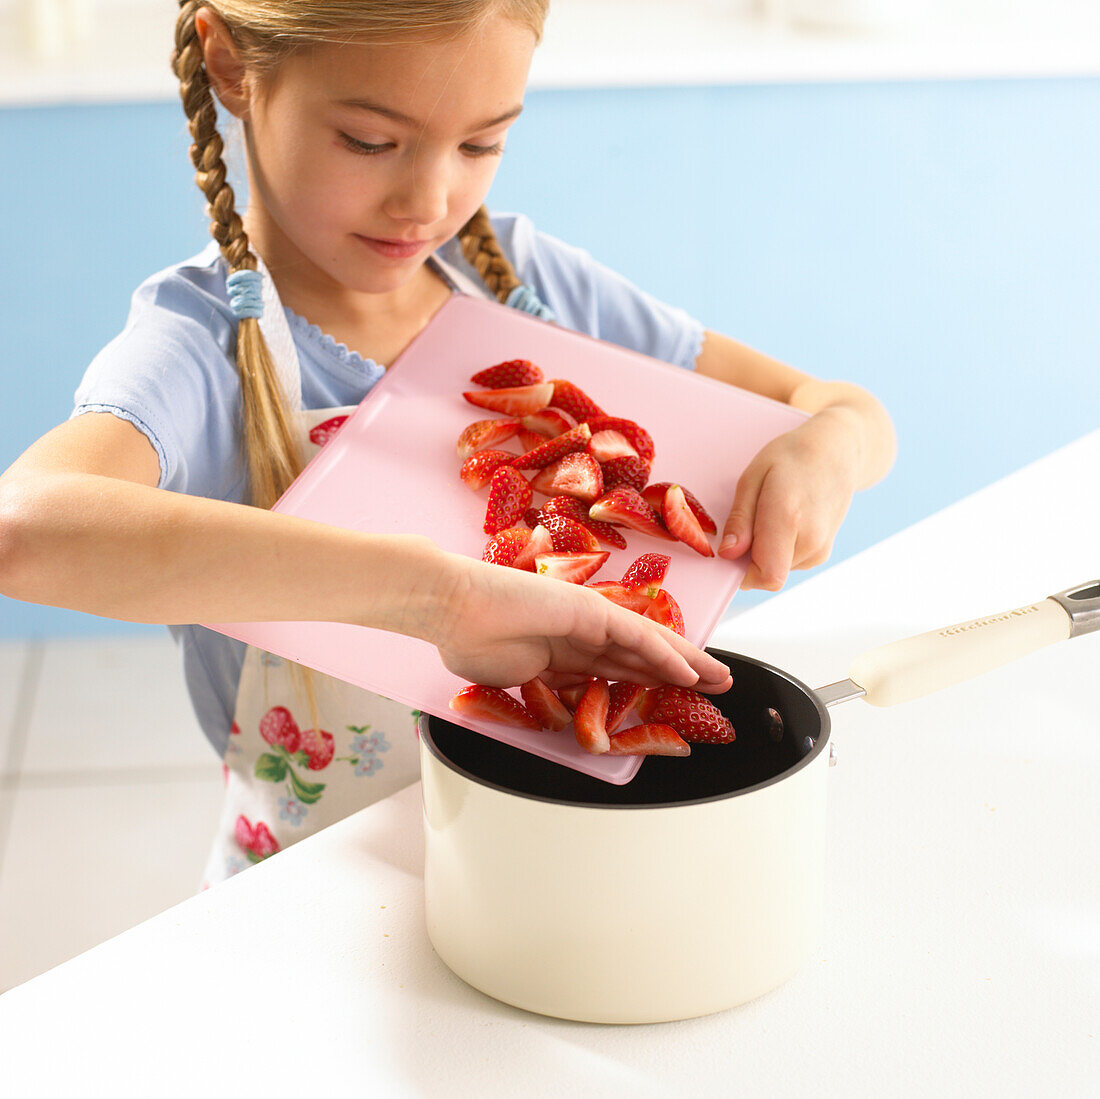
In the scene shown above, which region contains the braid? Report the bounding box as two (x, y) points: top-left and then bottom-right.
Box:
(458, 205), (522, 303)
(172, 0), (303, 511)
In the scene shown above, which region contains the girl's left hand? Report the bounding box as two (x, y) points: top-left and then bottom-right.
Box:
(716, 408), (862, 591)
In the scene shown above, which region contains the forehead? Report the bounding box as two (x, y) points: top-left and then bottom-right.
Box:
(279, 16), (536, 130)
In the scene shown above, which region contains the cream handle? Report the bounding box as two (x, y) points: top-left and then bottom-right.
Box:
(849, 597), (1073, 708)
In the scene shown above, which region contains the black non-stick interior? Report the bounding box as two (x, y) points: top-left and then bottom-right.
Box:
(421, 648), (831, 809)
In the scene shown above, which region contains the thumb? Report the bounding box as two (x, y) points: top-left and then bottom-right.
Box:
(718, 463), (763, 559)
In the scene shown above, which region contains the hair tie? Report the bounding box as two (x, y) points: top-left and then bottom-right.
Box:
(227, 269), (264, 319)
(505, 283), (555, 322)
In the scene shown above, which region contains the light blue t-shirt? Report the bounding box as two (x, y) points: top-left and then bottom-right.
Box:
(72, 212), (705, 757)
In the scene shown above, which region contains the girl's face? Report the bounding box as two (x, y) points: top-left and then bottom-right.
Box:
(236, 16), (536, 296)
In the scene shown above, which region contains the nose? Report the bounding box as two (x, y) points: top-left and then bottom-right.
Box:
(383, 147), (450, 228)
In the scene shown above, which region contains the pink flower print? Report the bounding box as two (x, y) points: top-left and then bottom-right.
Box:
(309, 415), (349, 447)
(299, 727), (335, 771)
(234, 815), (281, 864)
(259, 706), (301, 753)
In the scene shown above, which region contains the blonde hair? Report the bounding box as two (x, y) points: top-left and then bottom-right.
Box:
(171, 0), (548, 509)
(171, 1), (547, 733)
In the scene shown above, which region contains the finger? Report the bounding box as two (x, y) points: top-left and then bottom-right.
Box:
(742, 474), (799, 591)
(607, 609), (733, 691)
(718, 459), (766, 560)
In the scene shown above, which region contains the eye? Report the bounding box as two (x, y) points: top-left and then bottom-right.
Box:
(339, 132), (393, 156)
(460, 141), (505, 158)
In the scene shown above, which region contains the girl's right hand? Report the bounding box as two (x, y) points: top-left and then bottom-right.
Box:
(425, 555), (733, 695)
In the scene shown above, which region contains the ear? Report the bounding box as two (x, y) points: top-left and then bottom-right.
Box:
(195, 6), (251, 119)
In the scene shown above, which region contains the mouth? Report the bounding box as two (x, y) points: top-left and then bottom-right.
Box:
(354, 235), (432, 260)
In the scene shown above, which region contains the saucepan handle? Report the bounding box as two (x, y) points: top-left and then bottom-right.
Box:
(830, 579), (1100, 709)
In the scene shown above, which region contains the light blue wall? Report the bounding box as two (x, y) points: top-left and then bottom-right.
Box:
(1, 77), (1098, 639)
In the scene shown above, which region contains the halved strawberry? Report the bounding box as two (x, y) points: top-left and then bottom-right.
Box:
(534, 551), (610, 585)
(460, 448), (515, 490)
(606, 681), (647, 734)
(520, 677), (573, 731)
(540, 495), (628, 549)
(457, 418), (522, 459)
(512, 523), (553, 570)
(449, 684), (542, 731)
(530, 452), (604, 503)
(511, 423), (592, 471)
(548, 379), (605, 422)
(663, 484), (715, 557)
(607, 723), (691, 756)
(518, 428), (546, 451)
(464, 382), (555, 417)
(470, 359), (543, 388)
(583, 416), (654, 462)
(643, 589), (685, 636)
(601, 455), (651, 493)
(541, 514), (600, 553)
(308, 415), (348, 447)
(634, 685), (735, 744)
(621, 553), (671, 599)
(482, 526), (533, 568)
(587, 429), (638, 463)
(556, 680), (594, 712)
(642, 482), (718, 534)
(522, 408), (575, 438)
(589, 486), (675, 541)
(573, 679), (611, 754)
(587, 580), (655, 614)
(484, 466), (533, 535)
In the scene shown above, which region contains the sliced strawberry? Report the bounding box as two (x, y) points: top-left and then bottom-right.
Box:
(522, 408), (575, 438)
(308, 415), (348, 447)
(517, 427), (546, 451)
(535, 551), (610, 585)
(511, 423), (592, 471)
(259, 705), (300, 753)
(459, 448), (515, 490)
(601, 455), (651, 493)
(548, 379), (605, 422)
(606, 681), (646, 734)
(299, 727), (335, 770)
(457, 418), (522, 459)
(449, 684), (542, 731)
(530, 452), (604, 503)
(589, 486), (675, 541)
(607, 723), (691, 756)
(556, 680), (594, 712)
(573, 679), (611, 754)
(484, 466), (533, 535)
(483, 526), (533, 568)
(621, 553), (671, 599)
(540, 495), (628, 549)
(586, 580), (655, 614)
(520, 677), (573, 731)
(587, 429), (638, 463)
(582, 416), (654, 462)
(643, 589), (685, 636)
(522, 507), (542, 528)
(642, 482), (718, 534)
(464, 382), (555, 417)
(542, 514), (600, 553)
(470, 359), (544, 388)
(512, 523), (554, 570)
(663, 484), (715, 557)
(634, 685), (735, 744)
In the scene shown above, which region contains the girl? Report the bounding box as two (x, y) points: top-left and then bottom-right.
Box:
(0, 1), (894, 882)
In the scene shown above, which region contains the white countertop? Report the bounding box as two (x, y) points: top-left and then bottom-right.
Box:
(1, 431), (1097, 1098)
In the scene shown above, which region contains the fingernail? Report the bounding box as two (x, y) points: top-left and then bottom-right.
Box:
(718, 535), (739, 555)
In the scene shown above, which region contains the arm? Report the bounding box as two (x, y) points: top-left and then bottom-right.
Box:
(695, 330), (897, 591)
(0, 413), (732, 692)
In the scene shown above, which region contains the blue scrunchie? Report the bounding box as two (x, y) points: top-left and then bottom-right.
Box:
(227, 269), (264, 319)
(505, 283), (555, 323)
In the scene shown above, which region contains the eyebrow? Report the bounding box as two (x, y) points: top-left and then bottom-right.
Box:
(336, 99), (524, 132)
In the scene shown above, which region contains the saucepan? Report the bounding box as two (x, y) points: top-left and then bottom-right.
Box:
(417, 580), (1099, 1024)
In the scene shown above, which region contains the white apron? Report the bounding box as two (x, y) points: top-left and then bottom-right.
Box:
(201, 254), (497, 886)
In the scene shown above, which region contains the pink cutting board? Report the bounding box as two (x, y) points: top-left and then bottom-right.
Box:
(208, 295), (808, 783)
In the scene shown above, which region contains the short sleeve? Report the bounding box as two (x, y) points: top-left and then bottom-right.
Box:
(70, 250), (248, 504)
(490, 213), (705, 370)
